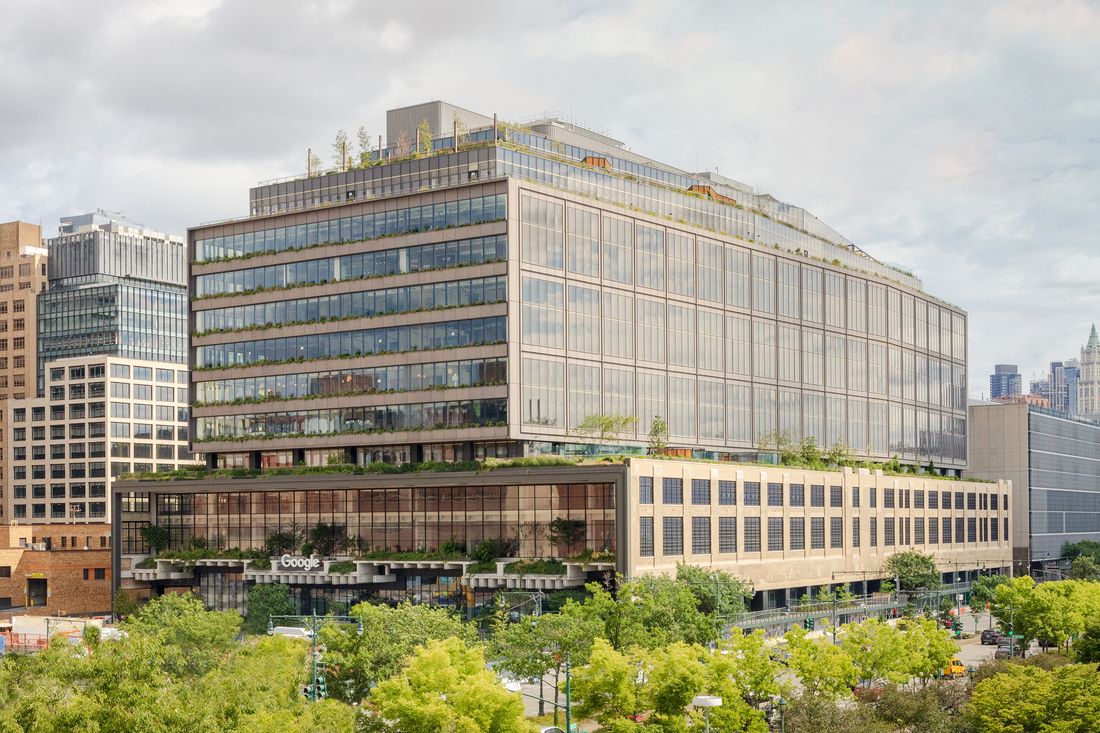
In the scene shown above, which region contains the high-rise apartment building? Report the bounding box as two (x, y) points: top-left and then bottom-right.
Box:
(0, 221), (48, 522)
(1078, 325), (1100, 420)
(116, 102), (986, 614)
(989, 364), (1022, 401)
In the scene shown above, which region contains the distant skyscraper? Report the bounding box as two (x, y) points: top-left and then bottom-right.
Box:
(1065, 359), (1080, 416)
(990, 364), (1023, 400)
(1078, 325), (1100, 420)
(1030, 375), (1050, 402)
(1050, 361), (1070, 413)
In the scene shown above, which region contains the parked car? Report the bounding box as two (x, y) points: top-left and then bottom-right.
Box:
(942, 658), (967, 679)
(994, 644), (1024, 660)
(981, 629), (1009, 645)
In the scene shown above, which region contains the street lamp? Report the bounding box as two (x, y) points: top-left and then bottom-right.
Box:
(778, 697), (787, 733)
(692, 695), (722, 733)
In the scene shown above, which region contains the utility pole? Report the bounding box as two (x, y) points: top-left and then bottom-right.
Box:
(269, 613), (363, 701)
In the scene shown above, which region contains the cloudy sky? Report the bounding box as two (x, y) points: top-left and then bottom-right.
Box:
(2, 0), (1097, 396)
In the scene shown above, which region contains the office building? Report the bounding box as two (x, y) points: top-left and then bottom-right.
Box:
(189, 101), (969, 472)
(989, 364), (1022, 401)
(116, 457), (1009, 613)
(116, 101), (982, 613)
(37, 211), (188, 392)
(969, 400), (1100, 572)
(1079, 325), (1100, 420)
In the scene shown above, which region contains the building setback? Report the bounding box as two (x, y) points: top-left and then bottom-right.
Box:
(188, 101), (969, 471)
(968, 400), (1100, 572)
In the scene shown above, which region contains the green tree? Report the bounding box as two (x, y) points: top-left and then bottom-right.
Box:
(113, 587), (141, 618)
(356, 125), (372, 167)
(1062, 540), (1100, 562)
(571, 413), (638, 446)
(675, 564), (753, 620)
(966, 663), (1100, 732)
(416, 118), (432, 156)
(332, 128), (348, 169)
(900, 617), (958, 682)
(244, 583), (296, 634)
(648, 415), (669, 454)
(1071, 555), (1100, 581)
(365, 637), (526, 733)
(868, 683), (957, 733)
(884, 550), (941, 591)
(321, 600), (474, 703)
(716, 629), (786, 707)
(571, 638), (644, 726)
(840, 618), (911, 687)
(969, 573), (1009, 608)
(1076, 618), (1100, 663)
(784, 692), (893, 733)
(124, 592), (241, 677)
(785, 625), (858, 697)
(645, 642), (706, 731)
(568, 576), (714, 650)
(140, 524), (170, 554)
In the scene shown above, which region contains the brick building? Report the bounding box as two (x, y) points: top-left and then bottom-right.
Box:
(0, 523), (112, 615)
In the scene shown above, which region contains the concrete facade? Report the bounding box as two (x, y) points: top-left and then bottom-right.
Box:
(968, 401), (1100, 570)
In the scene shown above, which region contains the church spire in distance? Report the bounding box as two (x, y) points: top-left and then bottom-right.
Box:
(1089, 324), (1099, 349)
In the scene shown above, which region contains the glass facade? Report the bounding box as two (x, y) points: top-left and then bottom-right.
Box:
(152, 482), (615, 556)
(1028, 410), (1100, 560)
(517, 190), (967, 465)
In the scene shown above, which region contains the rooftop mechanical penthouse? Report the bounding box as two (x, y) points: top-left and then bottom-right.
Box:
(188, 100), (968, 472)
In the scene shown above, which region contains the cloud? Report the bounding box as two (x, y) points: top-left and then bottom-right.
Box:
(0, 0), (1097, 399)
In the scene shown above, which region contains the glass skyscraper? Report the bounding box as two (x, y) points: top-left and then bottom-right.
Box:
(37, 212), (188, 392)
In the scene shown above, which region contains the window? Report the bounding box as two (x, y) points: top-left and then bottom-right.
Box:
(111, 364), (129, 379)
(967, 517), (977, 543)
(851, 486), (860, 507)
(767, 517), (784, 552)
(830, 517), (843, 548)
(830, 485), (843, 508)
(743, 482), (761, 506)
(111, 383), (130, 399)
(884, 488), (895, 508)
(663, 517), (683, 556)
(915, 517), (926, 544)
(954, 492), (964, 510)
(991, 517), (999, 542)
(639, 517), (654, 557)
(884, 518), (896, 546)
(767, 483), (783, 506)
(870, 518), (878, 546)
(719, 517), (737, 553)
(718, 480), (736, 505)
(692, 517), (711, 554)
(810, 517), (825, 549)
(790, 517), (805, 550)
(691, 479), (711, 505)
(929, 519), (939, 544)
(94, 568), (106, 580)
(956, 517), (965, 542)
(743, 517), (761, 552)
(810, 485), (825, 507)
(967, 493), (976, 510)
(852, 517), (861, 547)
(662, 478), (683, 505)
(991, 493), (999, 511)
(915, 490), (925, 509)
(639, 477), (653, 505)
(789, 484), (805, 507)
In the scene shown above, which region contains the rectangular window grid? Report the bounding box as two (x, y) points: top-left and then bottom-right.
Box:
(743, 517), (761, 552)
(767, 517), (784, 552)
(663, 516), (683, 556)
(692, 479), (711, 505)
(639, 477), (653, 505)
(718, 480), (736, 505)
(663, 478), (683, 505)
(692, 516), (711, 554)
